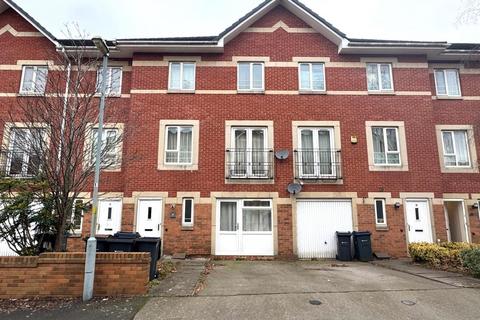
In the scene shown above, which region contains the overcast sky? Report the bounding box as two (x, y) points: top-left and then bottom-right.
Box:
(14, 0), (479, 42)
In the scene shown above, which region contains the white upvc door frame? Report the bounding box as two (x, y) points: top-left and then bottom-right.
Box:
(136, 198), (163, 238)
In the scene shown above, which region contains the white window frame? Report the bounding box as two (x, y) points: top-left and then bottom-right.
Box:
(19, 65), (48, 95)
(164, 125), (194, 166)
(374, 198), (387, 226)
(237, 62), (265, 92)
(168, 62), (196, 91)
(366, 63), (394, 92)
(91, 127), (120, 167)
(218, 199), (273, 233)
(441, 130), (471, 168)
(297, 127), (335, 178)
(298, 62), (326, 92)
(434, 69), (461, 97)
(230, 127), (268, 178)
(6, 127), (44, 177)
(96, 66), (123, 95)
(182, 198), (194, 227)
(71, 199), (84, 234)
(372, 127), (401, 166)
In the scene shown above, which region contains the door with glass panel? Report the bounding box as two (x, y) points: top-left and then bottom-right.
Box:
(298, 127), (335, 178)
(97, 199), (122, 235)
(229, 128), (268, 178)
(216, 199), (273, 256)
(136, 199), (163, 238)
(165, 126), (193, 165)
(6, 128), (42, 177)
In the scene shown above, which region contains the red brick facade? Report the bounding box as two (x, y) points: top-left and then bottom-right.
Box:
(0, 2), (479, 259)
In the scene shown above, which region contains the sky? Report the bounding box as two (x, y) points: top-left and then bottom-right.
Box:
(13, 0), (480, 43)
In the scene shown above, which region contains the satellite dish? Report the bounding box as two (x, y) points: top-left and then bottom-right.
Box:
(287, 183), (302, 195)
(275, 150), (289, 160)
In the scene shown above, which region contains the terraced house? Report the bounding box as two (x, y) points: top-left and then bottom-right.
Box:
(0, 0), (479, 259)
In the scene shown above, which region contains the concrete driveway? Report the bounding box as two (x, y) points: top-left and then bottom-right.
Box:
(135, 260), (480, 320)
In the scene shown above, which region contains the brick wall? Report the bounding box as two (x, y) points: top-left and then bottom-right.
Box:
(0, 252), (150, 298)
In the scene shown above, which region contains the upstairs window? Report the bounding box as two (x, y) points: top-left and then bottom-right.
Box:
(372, 127), (401, 165)
(299, 63), (325, 92)
(441, 130), (471, 167)
(366, 63), (393, 92)
(91, 128), (120, 167)
(20, 66), (48, 94)
(165, 126), (193, 165)
(434, 69), (461, 97)
(238, 62), (264, 92)
(169, 62), (195, 91)
(96, 67), (122, 95)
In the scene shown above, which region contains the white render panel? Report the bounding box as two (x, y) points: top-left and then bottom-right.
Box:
(297, 200), (353, 259)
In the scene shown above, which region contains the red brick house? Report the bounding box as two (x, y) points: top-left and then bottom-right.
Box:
(0, 0), (479, 258)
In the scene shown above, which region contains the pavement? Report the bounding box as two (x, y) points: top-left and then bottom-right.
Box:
(2, 259), (480, 319)
(135, 260), (480, 320)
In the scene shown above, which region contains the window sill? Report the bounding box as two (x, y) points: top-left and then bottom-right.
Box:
(441, 167), (479, 174)
(369, 165), (409, 172)
(18, 92), (45, 97)
(158, 164), (198, 171)
(375, 225), (389, 231)
(298, 178), (344, 185)
(94, 93), (122, 98)
(434, 95), (463, 100)
(237, 90), (265, 94)
(167, 89), (196, 94)
(225, 178), (274, 185)
(299, 90), (327, 95)
(367, 91), (395, 96)
(67, 233), (82, 238)
(181, 226), (194, 231)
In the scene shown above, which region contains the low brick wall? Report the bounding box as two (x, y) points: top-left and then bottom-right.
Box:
(0, 252), (150, 298)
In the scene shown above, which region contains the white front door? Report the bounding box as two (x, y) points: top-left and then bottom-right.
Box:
(296, 200), (353, 259)
(216, 199), (273, 256)
(97, 199), (122, 235)
(406, 200), (433, 243)
(136, 199), (162, 238)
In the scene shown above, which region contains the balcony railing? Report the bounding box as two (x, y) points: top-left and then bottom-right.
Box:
(226, 149), (274, 179)
(294, 149), (342, 180)
(0, 150), (41, 178)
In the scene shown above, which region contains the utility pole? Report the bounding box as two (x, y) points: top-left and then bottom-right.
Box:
(83, 37), (110, 301)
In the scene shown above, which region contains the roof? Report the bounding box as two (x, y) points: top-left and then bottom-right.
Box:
(1, 0), (479, 60)
(1, 0), (58, 45)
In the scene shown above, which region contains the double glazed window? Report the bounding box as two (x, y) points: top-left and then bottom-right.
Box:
(299, 63), (325, 91)
(372, 127), (400, 165)
(20, 66), (48, 94)
(297, 127), (335, 178)
(182, 198), (194, 227)
(238, 62), (264, 91)
(441, 130), (471, 167)
(5, 128), (43, 177)
(71, 199), (84, 234)
(434, 69), (461, 97)
(228, 127), (269, 178)
(96, 67), (122, 95)
(165, 126), (193, 165)
(91, 128), (120, 167)
(169, 62), (196, 91)
(219, 200), (272, 232)
(374, 199), (387, 226)
(366, 63), (393, 92)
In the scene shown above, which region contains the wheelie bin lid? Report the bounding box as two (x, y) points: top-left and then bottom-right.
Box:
(135, 237), (161, 243)
(352, 231), (371, 236)
(336, 231), (352, 236)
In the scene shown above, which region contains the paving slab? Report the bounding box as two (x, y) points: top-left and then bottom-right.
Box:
(149, 259), (206, 297)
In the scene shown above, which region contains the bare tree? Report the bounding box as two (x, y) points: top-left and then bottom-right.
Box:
(458, 0), (480, 25)
(0, 30), (126, 252)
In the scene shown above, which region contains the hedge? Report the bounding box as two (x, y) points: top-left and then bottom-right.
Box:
(408, 242), (480, 275)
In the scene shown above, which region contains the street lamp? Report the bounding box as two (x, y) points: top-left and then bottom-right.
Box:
(83, 36), (110, 301)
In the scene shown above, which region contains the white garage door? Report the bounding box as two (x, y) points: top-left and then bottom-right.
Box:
(297, 200), (353, 259)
